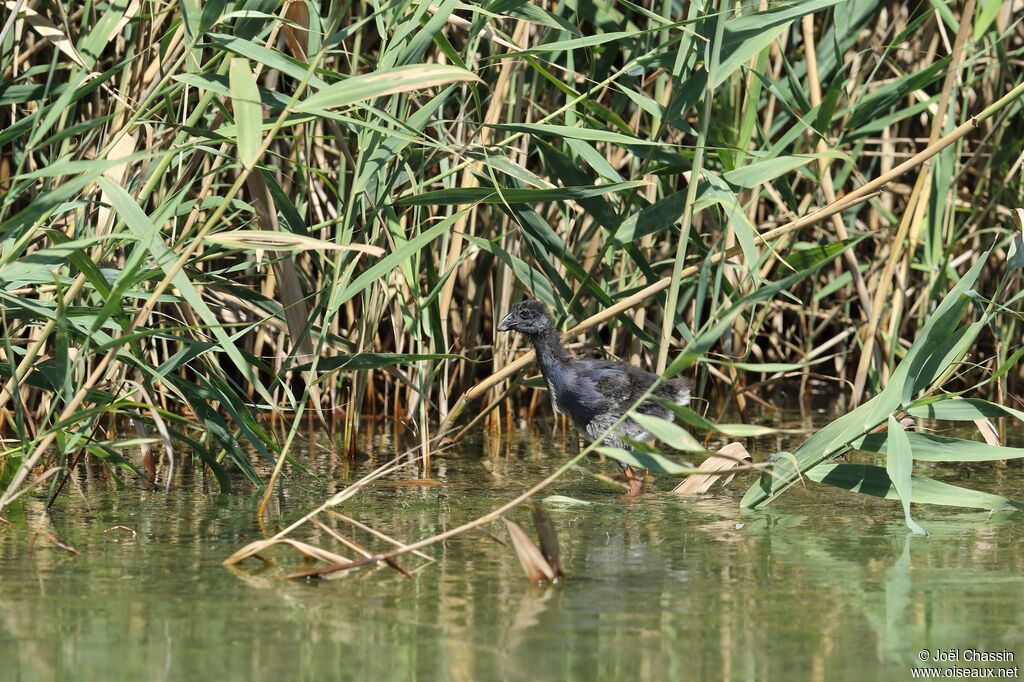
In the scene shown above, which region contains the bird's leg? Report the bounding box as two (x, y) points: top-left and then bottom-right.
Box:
(620, 460), (644, 496)
(602, 436), (645, 496)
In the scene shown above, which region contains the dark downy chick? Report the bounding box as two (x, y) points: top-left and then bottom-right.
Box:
(497, 300), (692, 495)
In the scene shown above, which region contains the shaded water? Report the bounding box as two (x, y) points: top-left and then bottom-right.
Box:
(1, 408), (1022, 681)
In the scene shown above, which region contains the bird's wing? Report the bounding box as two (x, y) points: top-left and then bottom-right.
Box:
(578, 359), (689, 413)
(573, 360), (644, 412)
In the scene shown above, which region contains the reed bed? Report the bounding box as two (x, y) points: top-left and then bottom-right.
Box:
(1, 0), (1023, 517)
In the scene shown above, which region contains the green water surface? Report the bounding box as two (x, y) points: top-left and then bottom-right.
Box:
(1, 412), (1022, 681)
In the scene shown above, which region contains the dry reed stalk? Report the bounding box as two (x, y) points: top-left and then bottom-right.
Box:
(851, 0), (977, 404)
(328, 511), (434, 562)
(672, 442), (753, 494)
(273, 446), (591, 578)
(438, 21), (532, 421)
(801, 14), (873, 320)
(225, 440), (442, 567)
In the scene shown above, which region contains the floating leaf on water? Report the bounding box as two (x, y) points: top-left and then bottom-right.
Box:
(542, 495), (595, 508)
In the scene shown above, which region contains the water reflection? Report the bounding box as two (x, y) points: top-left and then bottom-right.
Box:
(0, 410), (1021, 681)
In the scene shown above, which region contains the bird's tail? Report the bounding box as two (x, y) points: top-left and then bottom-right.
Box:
(671, 379), (692, 407)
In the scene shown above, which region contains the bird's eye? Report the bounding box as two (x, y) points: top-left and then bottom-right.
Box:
(519, 308), (534, 319)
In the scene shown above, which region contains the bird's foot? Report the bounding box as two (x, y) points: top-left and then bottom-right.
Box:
(622, 464), (644, 496)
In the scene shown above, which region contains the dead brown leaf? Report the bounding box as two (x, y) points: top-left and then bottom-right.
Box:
(503, 517), (555, 583)
(952, 396), (1002, 446)
(531, 504), (563, 579)
(283, 0), (310, 60)
(672, 442), (753, 495)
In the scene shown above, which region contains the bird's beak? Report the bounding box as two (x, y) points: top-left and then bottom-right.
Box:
(496, 312), (515, 332)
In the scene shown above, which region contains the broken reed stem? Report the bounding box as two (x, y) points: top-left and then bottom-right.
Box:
(308, 518), (414, 579)
(327, 511), (435, 562)
(436, 77), (1024, 437)
(223, 439), (445, 567)
(285, 449), (592, 578)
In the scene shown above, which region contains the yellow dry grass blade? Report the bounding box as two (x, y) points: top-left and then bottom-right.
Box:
(96, 132), (138, 236)
(203, 230), (385, 255)
(7, 1), (86, 67)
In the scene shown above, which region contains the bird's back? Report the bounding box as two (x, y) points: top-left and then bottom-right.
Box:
(560, 358), (691, 425)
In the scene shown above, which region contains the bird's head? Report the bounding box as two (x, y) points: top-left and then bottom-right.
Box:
(496, 300), (553, 336)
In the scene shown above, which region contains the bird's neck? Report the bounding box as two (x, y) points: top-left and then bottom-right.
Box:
(529, 327), (571, 379)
